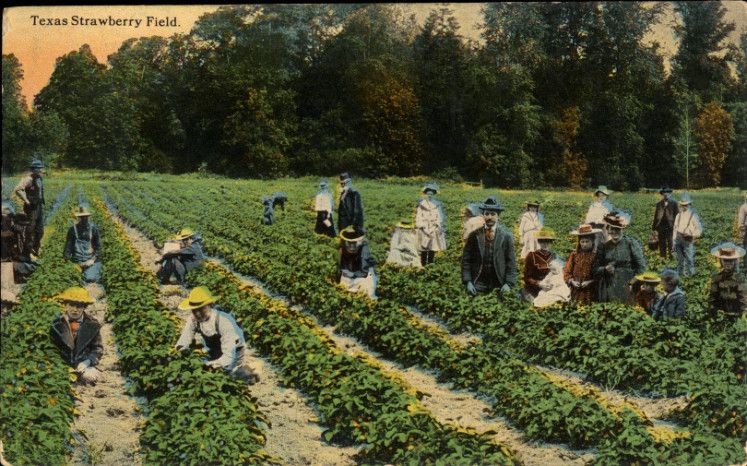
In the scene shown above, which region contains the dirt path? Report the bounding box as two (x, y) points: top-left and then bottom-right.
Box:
(112, 214), (360, 466)
(69, 283), (143, 466)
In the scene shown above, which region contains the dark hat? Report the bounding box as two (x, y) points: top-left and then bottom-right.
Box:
(319, 178), (329, 188)
(603, 212), (627, 228)
(480, 196), (504, 212)
(30, 159), (44, 169)
(594, 185), (609, 196)
(339, 172), (351, 182)
(659, 186), (673, 194)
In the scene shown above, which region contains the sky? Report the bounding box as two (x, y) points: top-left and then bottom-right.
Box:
(3, 3), (746, 105)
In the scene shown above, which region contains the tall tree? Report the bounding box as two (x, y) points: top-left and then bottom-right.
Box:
(671, 2), (737, 104)
(695, 101), (734, 187)
(2, 54), (31, 172)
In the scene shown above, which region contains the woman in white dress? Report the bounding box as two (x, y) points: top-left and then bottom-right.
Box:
(518, 201), (544, 259)
(415, 182), (446, 266)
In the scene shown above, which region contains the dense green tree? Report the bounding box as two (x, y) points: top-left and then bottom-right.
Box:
(695, 101), (734, 187)
(2, 54), (31, 173)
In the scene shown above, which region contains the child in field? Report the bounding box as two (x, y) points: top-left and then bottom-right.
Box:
(564, 224), (599, 304)
(338, 227), (377, 299)
(534, 259), (571, 307)
(650, 269), (686, 320)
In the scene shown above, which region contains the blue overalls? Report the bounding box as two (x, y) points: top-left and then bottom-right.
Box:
(72, 223), (101, 283)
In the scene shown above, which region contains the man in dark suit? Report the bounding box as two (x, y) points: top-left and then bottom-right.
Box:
(652, 186), (678, 259)
(337, 172), (364, 233)
(461, 196), (517, 295)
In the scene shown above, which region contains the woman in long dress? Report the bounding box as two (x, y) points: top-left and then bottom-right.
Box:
(415, 182), (446, 266)
(518, 201), (543, 259)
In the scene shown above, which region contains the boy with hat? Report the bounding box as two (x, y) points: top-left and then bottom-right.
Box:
(63, 206), (102, 283)
(672, 193), (703, 277)
(650, 269), (686, 320)
(651, 186), (678, 259)
(415, 182), (446, 266)
(461, 196), (517, 295)
(175, 286), (260, 383)
(155, 228), (205, 285)
(522, 228), (557, 300)
(592, 212), (647, 303)
(629, 272), (661, 313)
(707, 243), (747, 318)
(13, 159), (45, 257)
(337, 173), (364, 233)
(518, 201), (544, 259)
(564, 224), (600, 304)
(50, 287), (103, 384)
(338, 227), (377, 299)
(386, 220), (421, 268)
(314, 179), (336, 238)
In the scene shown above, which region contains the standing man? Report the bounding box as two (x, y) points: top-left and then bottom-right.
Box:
(415, 182), (446, 266)
(50, 287), (103, 384)
(63, 206), (102, 283)
(672, 193), (703, 277)
(651, 186), (678, 259)
(175, 286), (260, 383)
(461, 196), (517, 296)
(12, 159), (45, 257)
(337, 172), (364, 233)
(592, 212), (647, 303)
(738, 193), (747, 269)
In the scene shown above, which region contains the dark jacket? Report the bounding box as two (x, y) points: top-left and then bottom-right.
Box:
(50, 313), (104, 366)
(651, 288), (686, 320)
(338, 188), (364, 232)
(652, 200), (678, 231)
(338, 242), (376, 279)
(63, 223), (102, 262)
(461, 225), (518, 287)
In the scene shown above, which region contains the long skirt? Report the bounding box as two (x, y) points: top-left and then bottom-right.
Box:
(315, 211), (336, 238)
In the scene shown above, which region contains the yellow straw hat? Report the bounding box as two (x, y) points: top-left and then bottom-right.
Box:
(55, 287), (95, 304)
(73, 206), (92, 217)
(635, 272), (661, 284)
(173, 228), (195, 241)
(534, 228), (557, 241)
(178, 286), (218, 311)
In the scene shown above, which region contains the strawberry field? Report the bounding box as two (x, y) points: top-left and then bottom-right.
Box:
(1, 172), (745, 465)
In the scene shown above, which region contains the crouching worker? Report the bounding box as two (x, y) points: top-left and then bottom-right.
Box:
(629, 272), (661, 314)
(64, 206), (102, 283)
(338, 227), (377, 299)
(50, 287), (103, 384)
(156, 228), (204, 285)
(175, 286), (260, 384)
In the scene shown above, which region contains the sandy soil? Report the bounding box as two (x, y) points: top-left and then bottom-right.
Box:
(113, 214), (360, 466)
(69, 283), (144, 466)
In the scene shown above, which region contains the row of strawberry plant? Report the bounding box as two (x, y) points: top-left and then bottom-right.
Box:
(130, 180), (738, 397)
(188, 262), (519, 465)
(87, 192), (276, 465)
(0, 187), (79, 465)
(104, 183), (702, 461)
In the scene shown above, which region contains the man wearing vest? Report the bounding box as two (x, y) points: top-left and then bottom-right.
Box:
(651, 186), (678, 259)
(175, 286), (260, 384)
(12, 159), (45, 257)
(461, 196), (517, 295)
(50, 287), (103, 384)
(337, 172), (364, 233)
(64, 206), (102, 283)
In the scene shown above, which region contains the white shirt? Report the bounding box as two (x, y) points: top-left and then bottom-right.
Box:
(175, 309), (245, 369)
(585, 201), (611, 224)
(672, 210), (703, 241)
(314, 191), (333, 212)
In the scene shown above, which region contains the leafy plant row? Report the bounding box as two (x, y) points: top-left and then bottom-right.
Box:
(188, 262), (519, 465)
(87, 193), (276, 465)
(105, 184), (699, 461)
(0, 187), (79, 465)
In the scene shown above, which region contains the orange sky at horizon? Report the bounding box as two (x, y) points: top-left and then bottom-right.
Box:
(3, 3), (746, 106)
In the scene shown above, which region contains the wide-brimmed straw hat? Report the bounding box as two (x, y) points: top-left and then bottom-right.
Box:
(73, 206), (92, 217)
(422, 182), (439, 194)
(396, 220), (415, 229)
(570, 224), (601, 236)
(178, 286), (218, 311)
(339, 226), (365, 243)
(55, 287), (95, 304)
(480, 196), (504, 212)
(526, 200), (540, 207)
(678, 193), (693, 205)
(604, 212), (627, 228)
(173, 228), (195, 241)
(534, 228), (556, 241)
(595, 185), (609, 196)
(710, 242), (746, 259)
(635, 272), (661, 284)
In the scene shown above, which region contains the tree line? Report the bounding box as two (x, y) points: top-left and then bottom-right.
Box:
(3, 3), (746, 189)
